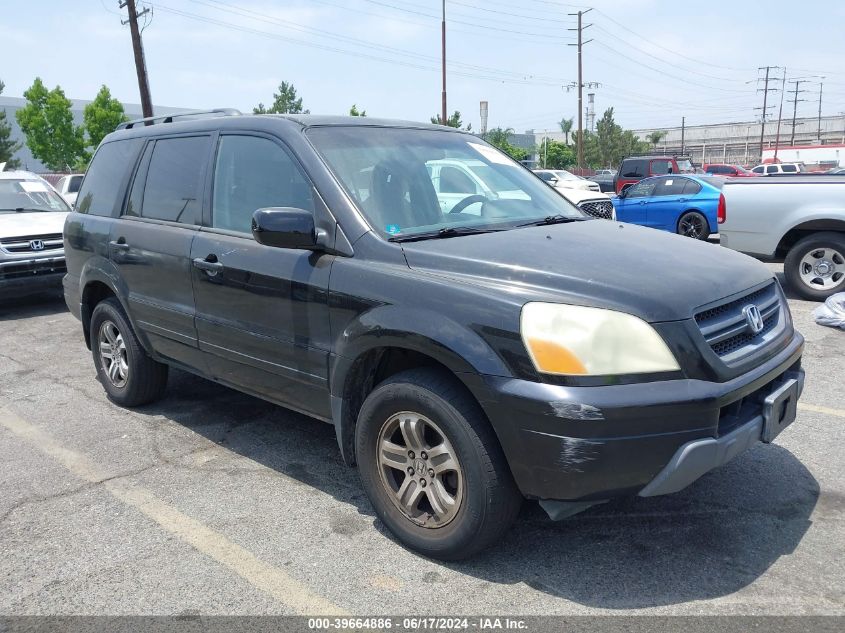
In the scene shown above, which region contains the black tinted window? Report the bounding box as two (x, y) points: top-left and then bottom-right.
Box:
(626, 180), (657, 198)
(75, 139), (142, 217)
(621, 159), (647, 178)
(212, 135), (314, 234)
(141, 136), (210, 224)
(68, 175), (83, 193)
(683, 179), (702, 194)
(781, 164), (798, 173)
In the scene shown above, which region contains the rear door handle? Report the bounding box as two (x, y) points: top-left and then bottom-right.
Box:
(678, 198), (687, 202)
(109, 240), (130, 251)
(192, 256), (223, 274)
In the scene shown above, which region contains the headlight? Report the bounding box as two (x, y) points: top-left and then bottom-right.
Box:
(520, 302), (680, 376)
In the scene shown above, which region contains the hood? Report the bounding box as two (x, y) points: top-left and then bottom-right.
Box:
(401, 220), (773, 322)
(0, 212), (69, 240)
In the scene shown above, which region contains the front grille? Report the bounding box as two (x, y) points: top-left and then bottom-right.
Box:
(0, 259), (66, 280)
(695, 282), (785, 365)
(578, 199), (614, 219)
(0, 233), (64, 254)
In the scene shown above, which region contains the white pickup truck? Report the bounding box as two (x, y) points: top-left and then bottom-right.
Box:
(720, 175), (845, 300)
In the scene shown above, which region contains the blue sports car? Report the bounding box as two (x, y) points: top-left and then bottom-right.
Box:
(612, 174), (724, 240)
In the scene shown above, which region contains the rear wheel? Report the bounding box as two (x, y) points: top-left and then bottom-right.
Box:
(355, 368), (522, 560)
(677, 211), (710, 240)
(90, 298), (168, 406)
(784, 232), (845, 300)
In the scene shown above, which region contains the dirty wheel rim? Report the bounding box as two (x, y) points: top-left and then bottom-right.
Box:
(679, 213), (705, 239)
(98, 320), (128, 388)
(798, 247), (845, 291)
(376, 411), (464, 528)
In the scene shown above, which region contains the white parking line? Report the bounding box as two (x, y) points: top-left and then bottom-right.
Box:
(0, 405), (346, 616)
(798, 402), (845, 419)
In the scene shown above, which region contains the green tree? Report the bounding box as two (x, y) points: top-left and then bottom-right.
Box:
(254, 81), (308, 114)
(646, 130), (667, 148)
(16, 78), (84, 171)
(431, 110), (471, 131)
(582, 107), (648, 169)
(558, 117), (574, 145)
(485, 127), (527, 162)
(538, 138), (575, 169)
(83, 85), (128, 154)
(0, 80), (22, 169)
(349, 104), (367, 117)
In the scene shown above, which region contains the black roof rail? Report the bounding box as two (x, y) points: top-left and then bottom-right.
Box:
(117, 108), (242, 130)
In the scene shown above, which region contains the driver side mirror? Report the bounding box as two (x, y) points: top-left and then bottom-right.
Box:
(252, 207), (321, 250)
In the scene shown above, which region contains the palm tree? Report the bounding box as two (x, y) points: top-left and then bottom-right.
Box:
(647, 130), (667, 148)
(558, 117), (574, 145)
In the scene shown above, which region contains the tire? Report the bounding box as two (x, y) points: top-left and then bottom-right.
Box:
(90, 298), (168, 407)
(677, 211), (710, 240)
(784, 232), (845, 301)
(355, 368), (522, 560)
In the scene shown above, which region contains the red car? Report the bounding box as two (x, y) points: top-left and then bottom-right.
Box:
(703, 164), (758, 177)
(615, 156), (695, 194)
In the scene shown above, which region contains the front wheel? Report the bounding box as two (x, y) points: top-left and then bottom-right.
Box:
(355, 368), (521, 560)
(784, 232), (845, 300)
(677, 211), (710, 240)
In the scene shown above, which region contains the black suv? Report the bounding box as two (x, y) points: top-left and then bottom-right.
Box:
(64, 111), (805, 559)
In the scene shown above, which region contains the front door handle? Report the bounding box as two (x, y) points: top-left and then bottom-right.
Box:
(639, 201), (647, 205)
(192, 256), (223, 275)
(109, 240), (130, 251)
(678, 198), (687, 202)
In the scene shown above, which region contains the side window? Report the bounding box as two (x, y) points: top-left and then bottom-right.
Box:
(682, 179), (702, 195)
(781, 164), (797, 173)
(141, 136), (211, 224)
(654, 177), (687, 196)
(766, 165), (778, 174)
(75, 139), (143, 216)
(439, 166), (477, 194)
(752, 166), (764, 174)
(536, 171), (554, 182)
(69, 175), (83, 193)
(651, 159), (671, 175)
(621, 159), (647, 178)
(626, 180), (657, 198)
(125, 142), (154, 218)
(212, 135), (314, 234)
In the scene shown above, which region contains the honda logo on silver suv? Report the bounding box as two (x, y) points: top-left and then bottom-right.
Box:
(29, 240), (45, 251)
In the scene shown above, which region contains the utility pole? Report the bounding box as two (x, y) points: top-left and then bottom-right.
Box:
(568, 8), (593, 170)
(120, 0), (153, 118)
(788, 79), (809, 146)
(773, 69), (787, 163)
(441, 0), (447, 126)
(680, 117), (685, 156)
(754, 66), (781, 163)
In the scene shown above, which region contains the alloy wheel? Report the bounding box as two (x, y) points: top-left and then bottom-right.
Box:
(799, 247), (845, 291)
(679, 213), (705, 239)
(376, 411), (464, 528)
(98, 320), (129, 388)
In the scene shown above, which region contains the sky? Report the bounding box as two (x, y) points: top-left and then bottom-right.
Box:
(2, 0), (844, 133)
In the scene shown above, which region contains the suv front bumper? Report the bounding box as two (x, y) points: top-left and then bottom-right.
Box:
(466, 330), (804, 503)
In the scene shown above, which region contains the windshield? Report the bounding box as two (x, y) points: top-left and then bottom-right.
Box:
(552, 170), (580, 180)
(307, 127), (583, 238)
(0, 179), (71, 213)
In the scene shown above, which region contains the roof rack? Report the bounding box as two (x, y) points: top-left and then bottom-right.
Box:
(117, 108), (242, 130)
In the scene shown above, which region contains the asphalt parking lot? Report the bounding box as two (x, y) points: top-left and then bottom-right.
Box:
(0, 263), (843, 616)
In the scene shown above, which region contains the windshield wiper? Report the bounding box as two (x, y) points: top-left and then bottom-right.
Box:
(516, 214), (590, 227)
(389, 226), (504, 243)
(13, 207), (50, 213)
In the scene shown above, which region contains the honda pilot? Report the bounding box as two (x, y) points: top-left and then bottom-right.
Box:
(63, 111), (805, 560)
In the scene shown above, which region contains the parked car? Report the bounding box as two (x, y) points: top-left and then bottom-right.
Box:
(720, 175), (845, 300)
(64, 111), (805, 559)
(826, 167), (845, 175)
(704, 164), (757, 178)
(588, 169), (616, 192)
(0, 171), (71, 298)
(612, 174), (723, 240)
(556, 187), (616, 219)
(615, 155), (695, 194)
(534, 169), (601, 193)
(54, 173), (85, 207)
(750, 163), (805, 175)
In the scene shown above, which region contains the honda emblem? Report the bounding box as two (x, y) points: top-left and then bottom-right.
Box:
(742, 304), (764, 335)
(29, 239), (45, 251)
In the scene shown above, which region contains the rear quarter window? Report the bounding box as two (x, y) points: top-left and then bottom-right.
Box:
(620, 159), (647, 178)
(75, 139), (143, 216)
